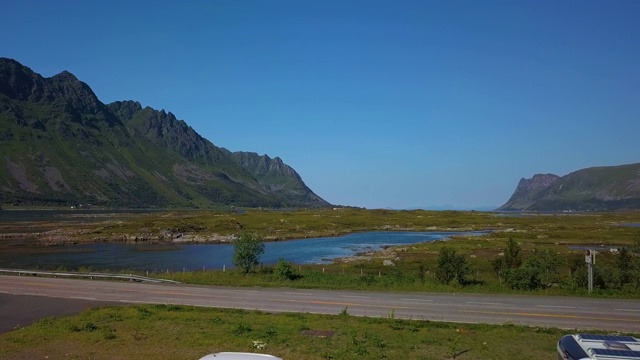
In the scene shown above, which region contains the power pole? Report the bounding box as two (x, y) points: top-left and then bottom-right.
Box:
(585, 250), (595, 293)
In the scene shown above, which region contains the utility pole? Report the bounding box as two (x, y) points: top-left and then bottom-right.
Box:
(585, 250), (595, 293)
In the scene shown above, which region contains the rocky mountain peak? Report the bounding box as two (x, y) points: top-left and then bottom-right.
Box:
(107, 100), (143, 121)
(499, 164), (640, 211)
(52, 70), (77, 81)
(0, 57), (43, 101)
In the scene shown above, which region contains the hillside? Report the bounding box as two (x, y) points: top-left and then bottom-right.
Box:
(0, 58), (330, 208)
(498, 163), (640, 211)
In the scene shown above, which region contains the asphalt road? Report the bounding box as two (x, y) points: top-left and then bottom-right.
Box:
(1, 275), (639, 332)
(0, 293), (116, 333)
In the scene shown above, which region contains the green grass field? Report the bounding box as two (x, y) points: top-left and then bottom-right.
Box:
(0, 304), (612, 360)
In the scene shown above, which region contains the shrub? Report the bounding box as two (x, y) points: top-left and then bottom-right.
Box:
(436, 246), (472, 285)
(274, 258), (296, 280)
(504, 249), (562, 290)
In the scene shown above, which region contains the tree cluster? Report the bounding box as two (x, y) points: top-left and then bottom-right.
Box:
(568, 239), (640, 291)
(491, 238), (562, 290)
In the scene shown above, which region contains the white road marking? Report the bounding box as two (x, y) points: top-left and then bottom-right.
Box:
(401, 298), (434, 303)
(614, 308), (640, 312)
(536, 305), (575, 309)
(70, 296), (97, 301)
(341, 295), (371, 299)
(285, 292), (314, 296)
(467, 302), (504, 306)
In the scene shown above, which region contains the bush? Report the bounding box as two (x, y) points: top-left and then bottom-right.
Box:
(504, 249), (562, 290)
(436, 246), (472, 285)
(504, 265), (542, 290)
(274, 258), (296, 280)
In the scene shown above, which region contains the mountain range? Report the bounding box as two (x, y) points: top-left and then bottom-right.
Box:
(498, 163), (640, 211)
(0, 58), (330, 209)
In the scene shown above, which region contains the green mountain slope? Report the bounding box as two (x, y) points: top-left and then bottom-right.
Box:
(0, 58), (330, 208)
(498, 163), (640, 211)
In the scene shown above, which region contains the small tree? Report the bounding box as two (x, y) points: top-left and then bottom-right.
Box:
(436, 246), (472, 285)
(232, 232), (265, 274)
(491, 238), (522, 283)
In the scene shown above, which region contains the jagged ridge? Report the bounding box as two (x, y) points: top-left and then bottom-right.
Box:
(0, 57), (330, 208)
(498, 163), (640, 211)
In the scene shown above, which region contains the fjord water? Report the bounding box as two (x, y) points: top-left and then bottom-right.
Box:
(0, 231), (486, 272)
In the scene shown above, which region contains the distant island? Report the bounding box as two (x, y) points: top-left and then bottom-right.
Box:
(0, 58), (330, 209)
(498, 163), (640, 211)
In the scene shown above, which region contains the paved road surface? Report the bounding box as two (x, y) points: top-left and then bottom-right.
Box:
(0, 293), (116, 333)
(1, 275), (639, 332)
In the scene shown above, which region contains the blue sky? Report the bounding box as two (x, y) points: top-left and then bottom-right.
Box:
(2, 1), (639, 209)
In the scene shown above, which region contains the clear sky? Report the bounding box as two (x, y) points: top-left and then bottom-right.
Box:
(2, 1), (639, 209)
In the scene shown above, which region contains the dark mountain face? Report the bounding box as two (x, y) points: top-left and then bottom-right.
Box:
(498, 174), (560, 210)
(0, 57), (330, 209)
(228, 151), (329, 207)
(498, 164), (640, 211)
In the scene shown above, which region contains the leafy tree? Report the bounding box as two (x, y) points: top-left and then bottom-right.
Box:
(504, 238), (523, 269)
(436, 246), (472, 285)
(530, 249), (563, 285)
(619, 243), (640, 289)
(491, 238), (522, 283)
(617, 246), (634, 285)
(232, 232), (265, 274)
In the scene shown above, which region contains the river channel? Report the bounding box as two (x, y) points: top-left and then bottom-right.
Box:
(0, 230), (487, 272)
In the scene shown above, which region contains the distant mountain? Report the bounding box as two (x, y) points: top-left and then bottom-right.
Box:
(0, 58), (330, 208)
(400, 205), (499, 211)
(498, 163), (640, 211)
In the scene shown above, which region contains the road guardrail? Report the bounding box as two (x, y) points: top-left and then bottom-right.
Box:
(0, 268), (180, 284)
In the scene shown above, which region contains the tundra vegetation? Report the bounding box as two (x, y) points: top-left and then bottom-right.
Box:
(2, 209), (640, 359)
(2, 208), (640, 295)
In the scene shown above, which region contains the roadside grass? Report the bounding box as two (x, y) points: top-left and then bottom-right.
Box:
(0, 304), (615, 360)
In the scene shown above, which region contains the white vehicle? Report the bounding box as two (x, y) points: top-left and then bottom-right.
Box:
(199, 352), (283, 360)
(558, 334), (640, 360)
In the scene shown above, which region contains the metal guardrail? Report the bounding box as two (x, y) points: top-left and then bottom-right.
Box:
(0, 268), (180, 284)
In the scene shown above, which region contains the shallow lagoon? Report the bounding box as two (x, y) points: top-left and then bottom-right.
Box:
(0, 230), (487, 272)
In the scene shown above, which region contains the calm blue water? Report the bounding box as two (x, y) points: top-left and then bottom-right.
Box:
(0, 231), (487, 272)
